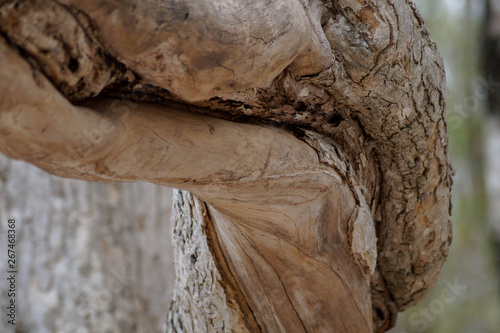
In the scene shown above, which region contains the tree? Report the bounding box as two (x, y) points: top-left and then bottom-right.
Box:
(0, 0), (453, 332)
(0, 155), (175, 332)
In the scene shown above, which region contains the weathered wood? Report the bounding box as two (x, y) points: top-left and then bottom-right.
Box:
(0, 38), (376, 330)
(0, 0), (452, 331)
(167, 189), (258, 333)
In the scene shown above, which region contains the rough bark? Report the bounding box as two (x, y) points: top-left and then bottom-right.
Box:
(0, 0), (453, 332)
(0, 155), (174, 333)
(166, 189), (258, 333)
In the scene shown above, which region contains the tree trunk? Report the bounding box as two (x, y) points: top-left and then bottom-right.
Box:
(0, 1), (453, 332)
(0, 155), (175, 333)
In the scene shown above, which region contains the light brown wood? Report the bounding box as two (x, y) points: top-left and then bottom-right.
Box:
(0, 0), (452, 331)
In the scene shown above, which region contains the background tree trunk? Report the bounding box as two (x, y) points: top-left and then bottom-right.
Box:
(0, 155), (175, 333)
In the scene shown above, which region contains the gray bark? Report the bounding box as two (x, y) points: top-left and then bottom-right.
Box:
(0, 155), (174, 333)
(166, 189), (257, 333)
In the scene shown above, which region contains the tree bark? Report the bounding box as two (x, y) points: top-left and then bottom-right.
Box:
(166, 189), (258, 333)
(0, 0), (453, 332)
(0, 155), (174, 333)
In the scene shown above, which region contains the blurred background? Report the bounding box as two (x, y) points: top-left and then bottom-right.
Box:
(0, 158), (176, 333)
(0, 0), (499, 332)
(392, 0), (500, 332)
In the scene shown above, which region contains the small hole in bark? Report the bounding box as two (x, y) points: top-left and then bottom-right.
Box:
(185, 12), (189, 20)
(68, 57), (79, 73)
(190, 254), (197, 264)
(294, 101), (307, 111)
(375, 307), (385, 320)
(328, 114), (344, 127)
(243, 104), (250, 109)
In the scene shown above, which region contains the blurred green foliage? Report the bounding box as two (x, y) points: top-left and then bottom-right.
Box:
(391, 0), (500, 332)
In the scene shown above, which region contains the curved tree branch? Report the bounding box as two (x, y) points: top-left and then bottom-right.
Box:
(0, 36), (376, 330)
(0, 0), (452, 331)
